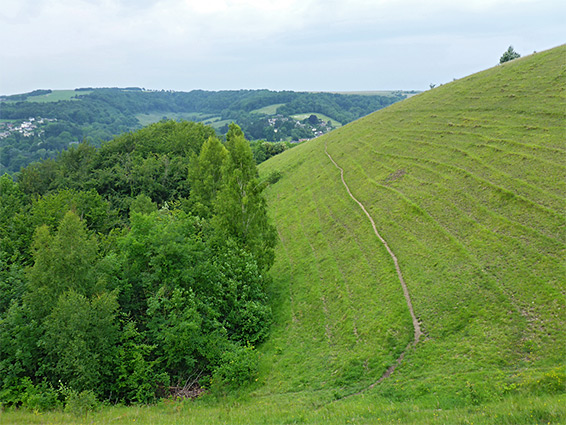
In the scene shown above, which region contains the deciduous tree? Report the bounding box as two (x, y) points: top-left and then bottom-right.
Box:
(214, 125), (276, 270)
(188, 136), (228, 217)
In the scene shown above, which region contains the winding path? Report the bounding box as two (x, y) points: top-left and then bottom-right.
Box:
(324, 141), (422, 393)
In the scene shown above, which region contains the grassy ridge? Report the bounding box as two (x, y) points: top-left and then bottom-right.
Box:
(256, 136), (413, 399)
(291, 112), (343, 127)
(26, 90), (92, 102)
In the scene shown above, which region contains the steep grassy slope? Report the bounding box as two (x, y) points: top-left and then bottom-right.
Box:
(257, 45), (565, 408)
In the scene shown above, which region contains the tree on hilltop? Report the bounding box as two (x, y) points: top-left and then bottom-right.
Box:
(500, 46), (521, 64)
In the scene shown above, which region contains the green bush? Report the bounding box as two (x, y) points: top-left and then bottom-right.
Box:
(64, 389), (98, 416)
(266, 170), (282, 185)
(211, 344), (259, 391)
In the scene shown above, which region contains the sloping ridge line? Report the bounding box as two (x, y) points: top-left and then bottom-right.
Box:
(324, 141), (423, 392)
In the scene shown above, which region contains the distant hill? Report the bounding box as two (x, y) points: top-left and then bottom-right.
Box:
(256, 45), (565, 416)
(0, 88), (409, 174)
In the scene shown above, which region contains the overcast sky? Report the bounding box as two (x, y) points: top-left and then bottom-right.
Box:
(1, 0), (564, 95)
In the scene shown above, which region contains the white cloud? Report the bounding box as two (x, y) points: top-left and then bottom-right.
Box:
(1, 0), (564, 93)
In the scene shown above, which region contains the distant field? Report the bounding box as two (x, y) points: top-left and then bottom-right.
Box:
(257, 45), (566, 421)
(135, 112), (232, 128)
(26, 89), (92, 102)
(251, 103), (286, 115)
(206, 118), (232, 129)
(135, 112), (215, 126)
(291, 112), (342, 127)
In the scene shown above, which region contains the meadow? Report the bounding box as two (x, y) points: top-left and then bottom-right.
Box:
(251, 103), (287, 115)
(2, 393), (565, 424)
(2, 46), (564, 424)
(26, 90), (93, 102)
(290, 112), (343, 127)
(259, 44), (565, 407)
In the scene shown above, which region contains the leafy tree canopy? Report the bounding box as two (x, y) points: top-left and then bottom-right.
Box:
(0, 121), (275, 407)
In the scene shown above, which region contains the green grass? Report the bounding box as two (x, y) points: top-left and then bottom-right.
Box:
(291, 112), (343, 127)
(25, 90), (92, 102)
(2, 393), (565, 424)
(205, 118), (232, 129)
(4, 45), (565, 424)
(251, 103), (286, 115)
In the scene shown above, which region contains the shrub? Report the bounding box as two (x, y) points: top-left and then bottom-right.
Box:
(3, 378), (62, 411)
(211, 344), (259, 391)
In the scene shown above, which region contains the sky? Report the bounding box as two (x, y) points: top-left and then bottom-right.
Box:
(1, 0), (564, 95)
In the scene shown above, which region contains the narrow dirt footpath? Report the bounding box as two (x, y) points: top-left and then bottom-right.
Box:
(324, 141), (422, 392)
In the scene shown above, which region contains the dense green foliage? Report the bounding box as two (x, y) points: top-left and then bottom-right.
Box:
(0, 121), (276, 408)
(16, 121), (216, 215)
(0, 88), (408, 173)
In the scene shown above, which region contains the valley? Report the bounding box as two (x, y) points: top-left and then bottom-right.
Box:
(0, 89), (408, 174)
(1, 46), (564, 424)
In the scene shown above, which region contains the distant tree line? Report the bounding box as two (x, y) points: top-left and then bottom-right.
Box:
(0, 121), (277, 409)
(0, 88), (406, 173)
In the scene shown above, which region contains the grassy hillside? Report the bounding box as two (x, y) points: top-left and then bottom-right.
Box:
(2, 46), (564, 424)
(2, 89), (92, 103)
(255, 45), (566, 417)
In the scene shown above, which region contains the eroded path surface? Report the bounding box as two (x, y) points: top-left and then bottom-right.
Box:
(324, 141), (422, 391)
